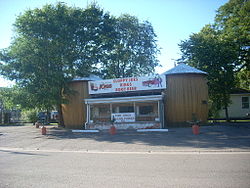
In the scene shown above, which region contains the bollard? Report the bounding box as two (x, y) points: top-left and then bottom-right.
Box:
(41, 126), (47, 135)
(109, 125), (116, 135)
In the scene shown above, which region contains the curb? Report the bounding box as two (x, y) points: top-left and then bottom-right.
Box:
(1, 147), (250, 155)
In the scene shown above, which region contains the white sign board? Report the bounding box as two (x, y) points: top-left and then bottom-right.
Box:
(89, 75), (166, 94)
(112, 113), (135, 122)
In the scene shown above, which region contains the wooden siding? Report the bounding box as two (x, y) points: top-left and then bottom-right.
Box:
(62, 81), (89, 129)
(165, 74), (208, 126)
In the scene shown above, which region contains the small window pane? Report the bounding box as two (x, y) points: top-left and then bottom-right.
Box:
(242, 97), (249, 103)
(139, 106), (153, 115)
(119, 106), (134, 113)
(90, 104), (110, 123)
(242, 97), (249, 109)
(242, 103), (249, 109)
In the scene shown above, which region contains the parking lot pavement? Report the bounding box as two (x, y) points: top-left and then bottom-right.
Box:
(0, 123), (250, 152)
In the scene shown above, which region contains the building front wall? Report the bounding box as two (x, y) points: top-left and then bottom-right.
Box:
(165, 74), (208, 126)
(218, 94), (250, 118)
(62, 81), (89, 129)
(85, 97), (163, 130)
(62, 73), (209, 129)
(87, 122), (160, 130)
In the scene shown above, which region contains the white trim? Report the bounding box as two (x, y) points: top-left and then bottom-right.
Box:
(85, 95), (163, 104)
(231, 93), (250, 96)
(72, 130), (99, 133)
(137, 129), (168, 132)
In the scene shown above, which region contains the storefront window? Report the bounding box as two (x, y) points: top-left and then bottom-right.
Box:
(119, 106), (134, 113)
(135, 102), (158, 121)
(112, 103), (134, 113)
(139, 106), (154, 115)
(89, 101), (160, 123)
(90, 104), (111, 123)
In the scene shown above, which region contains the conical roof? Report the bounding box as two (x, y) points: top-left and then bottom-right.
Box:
(162, 63), (207, 75)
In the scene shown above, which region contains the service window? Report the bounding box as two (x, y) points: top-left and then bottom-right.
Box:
(90, 104), (111, 123)
(112, 103), (134, 113)
(135, 102), (158, 121)
(242, 97), (249, 109)
(119, 106), (134, 113)
(136, 102), (158, 116)
(139, 106), (154, 115)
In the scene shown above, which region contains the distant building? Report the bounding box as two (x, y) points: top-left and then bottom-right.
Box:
(218, 88), (250, 119)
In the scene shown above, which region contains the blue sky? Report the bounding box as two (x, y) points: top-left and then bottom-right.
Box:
(0, 0), (228, 87)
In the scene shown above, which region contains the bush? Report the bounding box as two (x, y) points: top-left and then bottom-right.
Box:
(21, 109), (38, 123)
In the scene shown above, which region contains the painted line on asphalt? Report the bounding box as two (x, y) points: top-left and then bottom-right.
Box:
(0, 147), (250, 155)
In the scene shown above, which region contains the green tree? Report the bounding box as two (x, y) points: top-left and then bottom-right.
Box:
(0, 3), (159, 126)
(215, 0), (250, 70)
(236, 68), (250, 90)
(0, 86), (38, 112)
(215, 0), (250, 89)
(179, 25), (239, 121)
(179, 0), (250, 121)
(0, 3), (113, 126)
(100, 14), (159, 78)
(0, 87), (13, 112)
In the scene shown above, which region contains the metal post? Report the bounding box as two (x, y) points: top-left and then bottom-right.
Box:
(87, 104), (90, 122)
(110, 103), (112, 120)
(158, 100), (161, 128)
(133, 102), (136, 121)
(85, 103), (90, 129)
(161, 100), (165, 128)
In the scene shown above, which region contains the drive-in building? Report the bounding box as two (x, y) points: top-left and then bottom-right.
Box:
(62, 63), (208, 129)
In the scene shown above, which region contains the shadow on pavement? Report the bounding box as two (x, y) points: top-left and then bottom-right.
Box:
(46, 123), (250, 150)
(0, 149), (48, 156)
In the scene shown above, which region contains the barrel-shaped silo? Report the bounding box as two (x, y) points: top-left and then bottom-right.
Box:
(61, 75), (101, 129)
(163, 63), (208, 127)
(61, 79), (89, 129)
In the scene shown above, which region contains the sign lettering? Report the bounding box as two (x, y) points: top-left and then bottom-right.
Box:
(89, 75), (166, 94)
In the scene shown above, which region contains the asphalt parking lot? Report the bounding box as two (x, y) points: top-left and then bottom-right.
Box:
(1, 123), (250, 152)
(1, 123), (250, 188)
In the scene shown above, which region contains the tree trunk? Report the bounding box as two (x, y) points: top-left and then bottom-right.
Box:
(46, 109), (50, 125)
(222, 91), (230, 122)
(225, 105), (230, 122)
(57, 104), (65, 127)
(4, 112), (10, 124)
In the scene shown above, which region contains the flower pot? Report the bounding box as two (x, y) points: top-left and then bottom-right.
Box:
(192, 125), (199, 135)
(109, 125), (116, 135)
(41, 126), (47, 135)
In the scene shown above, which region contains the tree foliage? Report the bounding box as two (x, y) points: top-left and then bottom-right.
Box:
(215, 0), (250, 90)
(0, 86), (34, 110)
(179, 0), (250, 119)
(100, 14), (159, 78)
(215, 0), (250, 65)
(0, 87), (17, 110)
(0, 3), (159, 126)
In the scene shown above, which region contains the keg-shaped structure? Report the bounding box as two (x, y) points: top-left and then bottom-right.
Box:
(163, 63), (208, 127)
(61, 79), (89, 129)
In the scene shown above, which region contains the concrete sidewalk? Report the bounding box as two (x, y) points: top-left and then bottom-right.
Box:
(0, 123), (250, 153)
